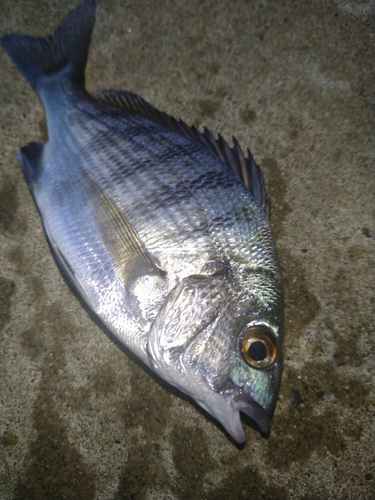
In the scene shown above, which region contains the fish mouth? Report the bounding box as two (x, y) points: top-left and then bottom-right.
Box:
(234, 389), (271, 435)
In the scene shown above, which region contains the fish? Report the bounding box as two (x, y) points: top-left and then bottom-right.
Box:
(1, 0), (284, 443)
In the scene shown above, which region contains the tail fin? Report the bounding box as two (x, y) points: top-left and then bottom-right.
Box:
(1, 0), (95, 93)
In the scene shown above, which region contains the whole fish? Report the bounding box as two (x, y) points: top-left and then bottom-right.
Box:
(2, 0), (283, 443)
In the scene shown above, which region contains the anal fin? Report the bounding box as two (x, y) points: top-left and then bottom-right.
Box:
(17, 141), (44, 188)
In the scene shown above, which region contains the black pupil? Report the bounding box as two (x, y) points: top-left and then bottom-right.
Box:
(249, 341), (267, 361)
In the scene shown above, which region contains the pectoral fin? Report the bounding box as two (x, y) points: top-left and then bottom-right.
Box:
(83, 172), (165, 290)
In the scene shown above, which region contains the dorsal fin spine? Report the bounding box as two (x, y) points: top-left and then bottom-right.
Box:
(92, 89), (271, 218)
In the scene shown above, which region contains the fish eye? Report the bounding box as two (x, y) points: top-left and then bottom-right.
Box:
(239, 326), (277, 369)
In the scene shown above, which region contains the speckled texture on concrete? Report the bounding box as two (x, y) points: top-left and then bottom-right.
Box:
(0, 1), (374, 498)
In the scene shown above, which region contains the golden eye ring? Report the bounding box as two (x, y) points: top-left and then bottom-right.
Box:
(239, 326), (277, 369)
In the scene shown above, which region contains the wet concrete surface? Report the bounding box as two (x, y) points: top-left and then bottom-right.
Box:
(0, 0), (374, 498)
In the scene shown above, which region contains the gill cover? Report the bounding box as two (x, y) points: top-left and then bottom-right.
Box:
(147, 268), (274, 442)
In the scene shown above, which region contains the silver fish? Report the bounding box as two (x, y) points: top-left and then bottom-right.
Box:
(2, 0), (283, 443)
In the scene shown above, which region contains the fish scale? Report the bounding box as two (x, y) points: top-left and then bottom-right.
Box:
(2, 0), (284, 443)
(66, 134), (216, 275)
(73, 116), (227, 268)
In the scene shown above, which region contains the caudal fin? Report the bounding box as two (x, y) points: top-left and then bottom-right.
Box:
(1, 0), (95, 93)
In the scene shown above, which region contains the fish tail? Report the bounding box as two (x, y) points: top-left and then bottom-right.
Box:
(1, 0), (95, 94)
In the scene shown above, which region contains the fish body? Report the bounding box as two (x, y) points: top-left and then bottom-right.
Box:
(2, 0), (283, 443)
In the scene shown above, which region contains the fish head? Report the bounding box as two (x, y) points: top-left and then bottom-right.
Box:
(148, 266), (283, 443)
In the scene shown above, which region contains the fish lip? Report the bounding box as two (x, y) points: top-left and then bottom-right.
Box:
(234, 389), (271, 434)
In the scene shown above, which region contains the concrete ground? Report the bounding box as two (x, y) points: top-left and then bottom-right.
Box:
(1, 1), (374, 499)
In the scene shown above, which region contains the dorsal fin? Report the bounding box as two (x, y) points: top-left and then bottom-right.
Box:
(92, 89), (270, 218)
